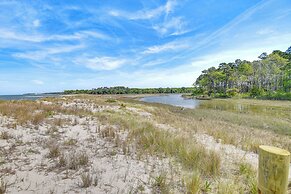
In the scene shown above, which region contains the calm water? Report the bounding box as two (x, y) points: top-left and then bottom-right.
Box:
(0, 94), (59, 101)
(139, 94), (200, 108)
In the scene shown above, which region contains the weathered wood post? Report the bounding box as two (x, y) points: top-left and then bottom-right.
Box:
(258, 145), (290, 194)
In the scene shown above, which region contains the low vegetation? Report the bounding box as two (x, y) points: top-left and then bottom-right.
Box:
(127, 119), (221, 176)
(0, 94), (289, 193)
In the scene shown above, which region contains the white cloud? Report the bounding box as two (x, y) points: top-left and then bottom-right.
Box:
(0, 29), (44, 42)
(190, 40), (291, 70)
(108, 0), (177, 20)
(153, 17), (188, 36)
(165, 0), (176, 15)
(32, 80), (44, 85)
(75, 56), (127, 71)
(143, 41), (189, 54)
(65, 64), (196, 89)
(109, 6), (164, 20)
(0, 29), (109, 43)
(14, 44), (84, 61)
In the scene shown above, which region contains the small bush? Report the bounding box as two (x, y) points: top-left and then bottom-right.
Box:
(119, 103), (126, 109)
(31, 113), (45, 125)
(66, 152), (89, 170)
(63, 138), (77, 146)
(100, 126), (116, 139)
(250, 86), (264, 97)
(48, 144), (60, 158)
(0, 131), (10, 140)
(78, 153), (89, 166)
(105, 99), (117, 103)
(226, 88), (239, 97)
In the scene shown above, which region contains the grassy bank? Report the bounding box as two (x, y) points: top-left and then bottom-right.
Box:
(122, 97), (291, 152)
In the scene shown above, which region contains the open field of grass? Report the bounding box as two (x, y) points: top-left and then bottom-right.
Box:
(0, 95), (290, 193)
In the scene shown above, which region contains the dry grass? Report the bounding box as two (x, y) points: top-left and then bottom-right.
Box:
(100, 126), (116, 139)
(0, 100), (90, 127)
(129, 121), (221, 177)
(152, 173), (169, 194)
(63, 138), (77, 146)
(78, 153), (89, 166)
(237, 162), (257, 194)
(185, 173), (201, 194)
(79, 173), (92, 188)
(133, 100), (291, 153)
(57, 152), (90, 170)
(48, 144), (61, 158)
(217, 181), (240, 194)
(96, 112), (221, 177)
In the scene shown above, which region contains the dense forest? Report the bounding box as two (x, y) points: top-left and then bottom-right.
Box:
(64, 86), (195, 95)
(194, 46), (291, 100)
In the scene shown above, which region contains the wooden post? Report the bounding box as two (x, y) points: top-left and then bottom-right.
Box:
(258, 145), (290, 194)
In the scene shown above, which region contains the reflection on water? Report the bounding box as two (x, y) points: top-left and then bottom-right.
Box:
(139, 94), (200, 108)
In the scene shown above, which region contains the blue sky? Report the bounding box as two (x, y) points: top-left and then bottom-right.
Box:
(0, 0), (291, 94)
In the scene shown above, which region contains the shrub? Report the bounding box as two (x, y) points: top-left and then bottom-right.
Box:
(250, 86), (264, 97)
(105, 99), (117, 103)
(226, 88), (239, 97)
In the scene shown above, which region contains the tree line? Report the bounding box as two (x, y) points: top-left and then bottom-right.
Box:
(64, 86), (195, 95)
(194, 46), (291, 100)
